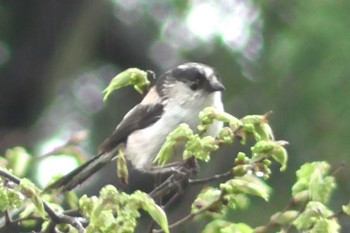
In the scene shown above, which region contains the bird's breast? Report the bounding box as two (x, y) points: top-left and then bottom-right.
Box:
(125, 92), (223, 172)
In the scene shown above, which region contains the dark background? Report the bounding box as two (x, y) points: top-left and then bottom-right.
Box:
(0, 0), (349, 232)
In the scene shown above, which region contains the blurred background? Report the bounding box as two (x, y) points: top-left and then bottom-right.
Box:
(0, 0), (349, 232)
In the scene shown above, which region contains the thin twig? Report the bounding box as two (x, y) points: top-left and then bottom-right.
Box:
(4, 210), (11, 225)
(4, 216), (43, 226)
(327, 209), (344, 219)
(149, 174), (176, 199)
(189, 170), (233, 185)
(152, 193), (224, 233)
(33, 131), (89, 162)
(331, 162), (346, 177)
(255, 196), (309, 233)
(0, 168), (21, 184)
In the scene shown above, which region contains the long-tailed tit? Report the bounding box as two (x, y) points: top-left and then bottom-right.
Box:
(46, 62), (225, 191)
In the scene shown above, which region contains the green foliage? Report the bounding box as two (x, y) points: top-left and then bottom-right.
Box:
(342, 202), (350, 216)
(0, 67), (348, 233)
(5, 147), (31, 177)
(155, 106), (287, 179)
(153, 123), (194, 165)
(19, 178), (46, 218)
(103, 68), (150, 101)
(203, 220), (253, 233)
(293, 202), (340, 232)
(0, 185), (23, 212)
(203, 220), (254, 233)
(292, 162), (336, 204)
(221, 175), (271, 202)
(79, 185), (169, 233)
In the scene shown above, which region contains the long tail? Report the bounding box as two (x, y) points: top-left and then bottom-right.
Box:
(44, 151), (117, 192)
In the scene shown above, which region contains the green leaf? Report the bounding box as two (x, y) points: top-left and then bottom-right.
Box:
(192, 187), (223, 215)
(203, 220), (253, 233)
(292, 162), (336, 204)
(19, 178), (46, 218)
(144, 202), (169, 233)
(311, 218), (340, 233)
(342, 202), (350, 216)
(133, 191), (169, 233)
(65, 191), (79, 209)
(103, 68), (150, 101)
(202, 220), (232, 233)
(221, 175), (271, 201)
(293, 201), (338, 231)
(185, 136), (218, 162)
(221, 223), (254, 233)
(198, 107), (242, 133)
(271, 145), (288, 172)
(199, 107), (216, 126)
(241, 115), (266, 125)
(154, 124), (193, 165)
(79, 194), (98, 218)
(254, 122), (274, 141)
(241, 113), (275, 142)
(0, 186), (23, 211)
(32, 195), (46, 218)
(117, 149), (129, 184)
(251, 140), (275, 154)
(218, 127), (234, 144)
(19, 178), (40, 198)
(224, 193), (249, 210)
(5, 147), (31, 177)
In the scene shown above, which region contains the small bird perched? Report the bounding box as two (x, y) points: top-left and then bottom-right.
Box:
(46, 62), (225, 192)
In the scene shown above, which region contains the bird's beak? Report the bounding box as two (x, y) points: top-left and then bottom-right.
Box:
(207, 75), (225, 92)
(210, 81), (225, 92)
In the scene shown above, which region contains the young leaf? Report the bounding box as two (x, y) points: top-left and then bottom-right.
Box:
(5, 147), (31, 177)
(271, 145), (288, 172)
(0, 186), (23, 211)
(154, 124), (193, 165)
(221, 175), (271, 201)
(342, 202), (350, 216)
(144, 202), (169, 233)
(19, 178), (46, 218)
(192, 187), (223, 214)
(65, 191), (79, 209)
(293, 201), (339, 232)
(221, 223), (254, 233)
(103, 68), (150, 101)
(133, 191), (169, 233)
(117, 149), (129, 184)
(292, 162), (336, 204)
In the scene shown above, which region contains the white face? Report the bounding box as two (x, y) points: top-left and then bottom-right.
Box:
(167, 63), (223, 104)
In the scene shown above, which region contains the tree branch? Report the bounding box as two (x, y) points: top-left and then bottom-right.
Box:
(188, 169), (233, 185)
(152, 192), (224, 233)
(0, 168), (88, 233)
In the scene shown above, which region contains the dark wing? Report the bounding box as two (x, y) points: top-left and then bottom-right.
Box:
(98, 103), (164, 154)
(45, 103), (164, 192)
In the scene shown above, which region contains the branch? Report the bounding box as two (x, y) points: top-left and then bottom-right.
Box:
(188, 169), (233, 185)
(254, 196), (309, 233)
(152, 193), (224, 233)
(0, 168), (87, 233)
(32, 130), (89, 162)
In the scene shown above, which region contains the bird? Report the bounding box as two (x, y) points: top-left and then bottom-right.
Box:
(45, 62), (225, 192)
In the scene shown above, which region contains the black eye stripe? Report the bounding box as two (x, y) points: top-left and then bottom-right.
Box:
(171, 67), (207, 84)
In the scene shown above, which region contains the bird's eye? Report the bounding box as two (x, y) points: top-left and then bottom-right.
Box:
(189, 78), (201, 90)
